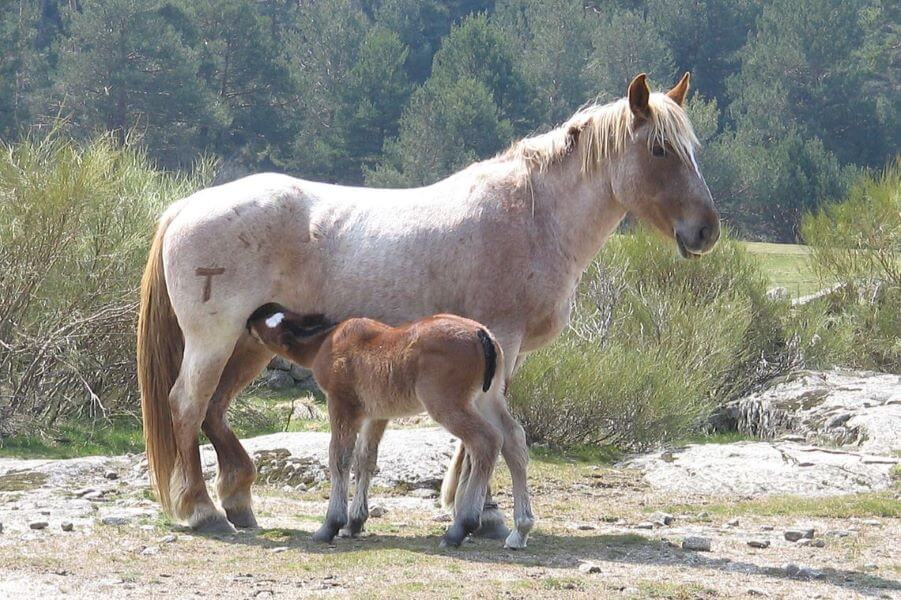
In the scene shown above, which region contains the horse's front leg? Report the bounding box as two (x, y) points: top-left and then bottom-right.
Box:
(313, 398), (361, 543)
(340, 418), (389, 538)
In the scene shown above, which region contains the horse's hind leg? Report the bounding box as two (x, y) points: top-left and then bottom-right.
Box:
(488, 396), (533, 549)
(169, 336), (236, 533)
(202, 335), (273, 528)
(340, 418), (389, 538)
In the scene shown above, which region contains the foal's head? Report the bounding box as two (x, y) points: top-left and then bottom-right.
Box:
(247, 303), (337, 366)
(610, 73), (720, 258)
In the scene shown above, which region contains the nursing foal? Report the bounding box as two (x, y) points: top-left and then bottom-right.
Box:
(247, 303), (534, 549)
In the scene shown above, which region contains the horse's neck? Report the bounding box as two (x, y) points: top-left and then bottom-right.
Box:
(526, 159), (627, 276)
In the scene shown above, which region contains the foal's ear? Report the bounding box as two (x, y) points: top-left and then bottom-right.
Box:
(666, 72), (690, 106)
(628, 73), (651, 119)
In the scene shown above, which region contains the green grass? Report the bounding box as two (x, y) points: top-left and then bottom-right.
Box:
(659, 491), (901, 519)
(0, 418), (143, 459)
(743, 241), (821, 297)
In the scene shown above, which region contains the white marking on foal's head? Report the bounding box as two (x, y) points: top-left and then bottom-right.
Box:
(265, 312), (285, 328)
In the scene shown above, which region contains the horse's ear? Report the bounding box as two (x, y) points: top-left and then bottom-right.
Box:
(628, 73), (651, 119)
(667, 72), (690, 106)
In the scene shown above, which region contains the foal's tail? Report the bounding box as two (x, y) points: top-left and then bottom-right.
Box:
(137, 205), (184, 517)
(441, 442), (466, 511)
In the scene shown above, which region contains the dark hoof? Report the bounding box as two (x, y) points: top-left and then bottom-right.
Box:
(473, 510), (510, 540)
(193, 514), (237, 535)
(312, 524), (339, 543)
(225, 507), (259, 529)
(440, 527), (466, 548)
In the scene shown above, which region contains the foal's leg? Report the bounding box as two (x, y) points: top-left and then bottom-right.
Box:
(169, 337), (235, 533)
(340, 418), (389, 538)
(313, 395), (362, 543)
(202, 335), (273, 528)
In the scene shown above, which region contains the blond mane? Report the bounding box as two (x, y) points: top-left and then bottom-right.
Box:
(504, 93), (699, 176)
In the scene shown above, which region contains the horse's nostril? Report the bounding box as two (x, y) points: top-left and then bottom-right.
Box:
(698, 225), (711, 243)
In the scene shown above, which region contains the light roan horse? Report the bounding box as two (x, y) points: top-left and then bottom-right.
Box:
(246, 303), (532, 548)
(137, 73), (720, 535)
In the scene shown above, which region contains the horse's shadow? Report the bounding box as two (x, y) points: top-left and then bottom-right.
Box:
(201, 526), (900, 596)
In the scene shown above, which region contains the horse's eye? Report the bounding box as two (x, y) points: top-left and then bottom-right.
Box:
(651, 144), (666, 157)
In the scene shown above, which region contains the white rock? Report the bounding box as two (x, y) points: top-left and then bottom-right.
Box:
(578, 562), (602, 574)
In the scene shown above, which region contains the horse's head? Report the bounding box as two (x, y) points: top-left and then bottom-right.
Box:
(609, 73), (720, 258)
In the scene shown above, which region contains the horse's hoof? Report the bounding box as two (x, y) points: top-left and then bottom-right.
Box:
(473, 517), (510, 540)
(193, 513), (236, 535)
(225, 507), (259, 529)
(312, 526), (337, 543)
(504, 531), (528, 550)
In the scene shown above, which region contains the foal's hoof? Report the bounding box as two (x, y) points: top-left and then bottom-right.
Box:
(225, 506), (259, 529)
(193, 513), (237, 536)
(312, 526), (338, 543)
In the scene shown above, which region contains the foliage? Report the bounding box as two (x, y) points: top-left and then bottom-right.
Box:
(0, 130), (211, 438)
(509, 228), (794, 451)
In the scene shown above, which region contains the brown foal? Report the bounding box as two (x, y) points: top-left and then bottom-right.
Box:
(247, 303), (534, 549)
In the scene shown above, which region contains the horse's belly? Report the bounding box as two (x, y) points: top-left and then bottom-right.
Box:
(359, 389), (423, 420)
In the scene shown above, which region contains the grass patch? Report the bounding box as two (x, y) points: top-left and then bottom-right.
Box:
(743, 241), (820, 297)
(0, 418), (143, 459)
(660, 491), (900, 519)
(636, 581), (716, 599)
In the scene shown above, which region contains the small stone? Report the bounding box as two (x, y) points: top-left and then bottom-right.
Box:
(0, 522), (3, 533)
(826, 530), (850, 537)
(369, 506), (386, 518)
(861, 519), (881, 527)
(102, 516), (130, 526)
(783, 563), (800, 576)
(696, 511), (710, 520)
(811, 539), (826, 548)
(635, 522), (655, 530)
(761, 525), (774, 531)
(863, 563), (878, 570)
(140, 546), (159, 556)
(29, 521), (49, 530)
(270, 546), (289, 554)
(578, 562), (602, 574)
(104, 471), (119, 480)
(159, 534), (177, 543)
(682, 536), (711, 551)
(784, 528), (815, 541)
(83, 490), (104, 500)
(747, 539), (770, 549)
(432, 513), (452, 523)
(73, 487), (97, 498)
(797, 567), (821, 579)
(409, 488), (437, 499)
(796, 539), (812, 547)
(727, 518), (740, 527)
(650, 511), (675, 526)
(60, 522), (74, 532)
(746, 589), (768, 597)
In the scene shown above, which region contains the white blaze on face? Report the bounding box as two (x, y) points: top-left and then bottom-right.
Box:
(265, 312), (285, 328)
(688, 147), (701, 179)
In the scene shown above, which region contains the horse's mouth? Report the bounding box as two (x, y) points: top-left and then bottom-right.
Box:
(676, 234), (702, 260)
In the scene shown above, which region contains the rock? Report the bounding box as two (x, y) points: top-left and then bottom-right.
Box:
(270, 546), (289, 554)
(289, 363), (314, 383)
(268, 356), (293, 371)
(761, 525), (774, 531)
(266, 370), (295, 390)
(159, 534), (177, 543)
(140, 546), (159, 556)
(578, 562), (602, 574)
(409, 488), (437, 499)
(369, 506), (385, 518)
(784, 528), (815, 542)
(635, 522), (655, 530)
(29, 521), (48, 530)
(650, 511), (675, 526)
(710, 370), (901, 454)
(104, 470), (119, 480)
(767, 287), (789, 300)
(74, 487), (97, 497)
(797, 567), (821, 579)
(783, 563), (800, 577)
(432, 513), (452, 523)
(861, 519), (881, 527)
(571, 523), (596, 531)
(682, 536), (711, 551)
(811, 539), (826, 548)
(826, 530), (850, 537)
(727, 518), (740, 527)
(101, 516), (130, 526)
(747, 539), (770, 549)
(796, 539), (812, 547)
(0, 522), (3, 533)
(60, 522), (74, 532)
(696, 511), (710, 520)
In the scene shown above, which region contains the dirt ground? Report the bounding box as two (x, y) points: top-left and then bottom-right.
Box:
(0, 455), (898, 600)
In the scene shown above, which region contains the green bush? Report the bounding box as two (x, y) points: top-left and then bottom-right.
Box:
(509, 228), (794, 451)
(0, 130), (211, 438)
(798, 163), (901, 372)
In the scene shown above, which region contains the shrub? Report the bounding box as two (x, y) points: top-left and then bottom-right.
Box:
(509, 228), (793, 451)
(798, 162), (901, 372)
(0, 130), (211, 438)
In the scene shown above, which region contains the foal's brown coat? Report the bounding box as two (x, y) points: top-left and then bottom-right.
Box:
(247, 304), (534, 548)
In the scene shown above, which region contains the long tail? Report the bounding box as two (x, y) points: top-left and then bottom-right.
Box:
(137, 206), (184, 516)
(440, 442), (466, 511)
(477, 328), (497, 392)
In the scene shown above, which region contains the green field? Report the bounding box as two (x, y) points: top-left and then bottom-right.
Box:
(743, 241), (821, 297)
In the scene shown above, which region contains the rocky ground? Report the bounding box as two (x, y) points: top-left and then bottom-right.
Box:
(0, 369), (898, 599)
